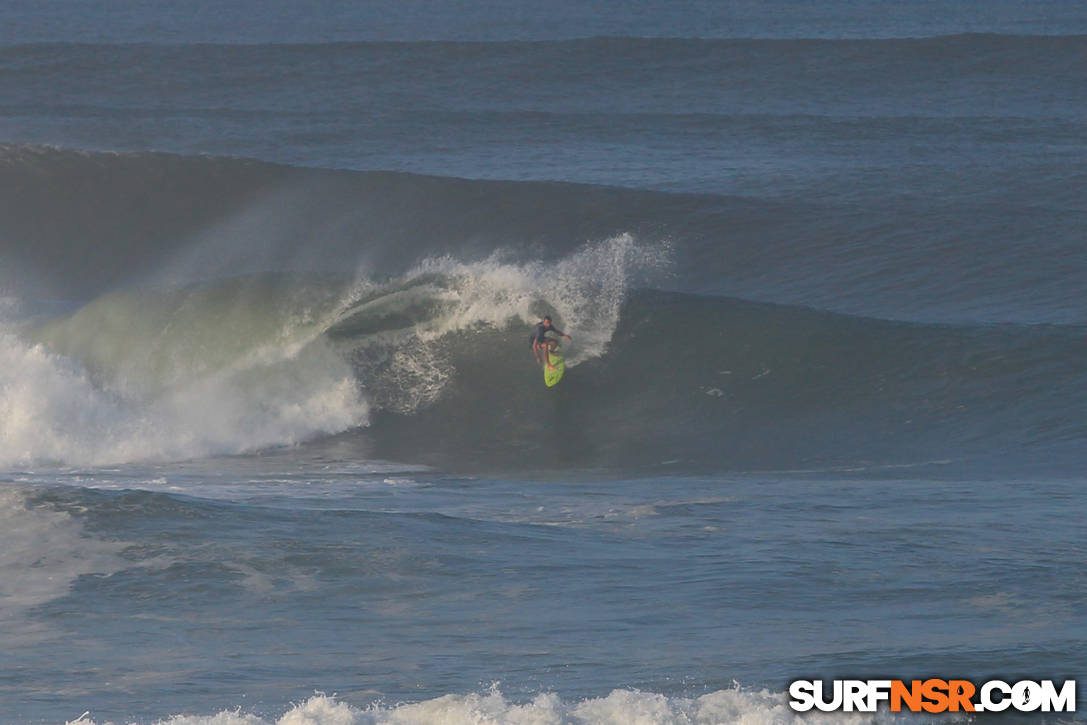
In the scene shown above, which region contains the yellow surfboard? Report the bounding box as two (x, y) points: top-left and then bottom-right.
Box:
(543, 349), (565, 387)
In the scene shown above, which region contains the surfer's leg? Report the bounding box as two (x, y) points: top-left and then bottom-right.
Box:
(543, 340), (557, 369)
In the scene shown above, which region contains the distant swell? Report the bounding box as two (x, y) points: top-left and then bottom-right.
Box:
(6, 33), (1087, 69)
(3, 35), (1084, 130)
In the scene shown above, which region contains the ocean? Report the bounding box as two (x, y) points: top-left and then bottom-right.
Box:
(1, 1), (1085, 723)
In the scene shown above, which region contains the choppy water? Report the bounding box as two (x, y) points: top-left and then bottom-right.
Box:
(1, 2), (1085, 723)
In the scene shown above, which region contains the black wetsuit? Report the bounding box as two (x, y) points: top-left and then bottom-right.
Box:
(529, 321), (564, 347)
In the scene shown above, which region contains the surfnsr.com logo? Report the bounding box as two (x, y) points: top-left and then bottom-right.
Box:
(788, 679), (1076, 713)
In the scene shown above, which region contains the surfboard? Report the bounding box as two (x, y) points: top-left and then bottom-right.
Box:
(543, 350), (565, 387)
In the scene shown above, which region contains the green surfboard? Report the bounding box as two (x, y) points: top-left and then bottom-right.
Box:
(543, 350), (565, 387)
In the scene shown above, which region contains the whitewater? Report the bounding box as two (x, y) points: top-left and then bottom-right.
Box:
(2, 1), (1086, 723)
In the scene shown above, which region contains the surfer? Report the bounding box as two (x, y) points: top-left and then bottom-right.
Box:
(530, 316), (570, 369)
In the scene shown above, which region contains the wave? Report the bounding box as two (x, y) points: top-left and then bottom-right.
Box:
(0, 487), (127, 633)
(3, 145), (1084, 326)
(356, 289), (1087, 473)
(5, 34), (1085, 106)
(0, 146), (693, 302)
(60, 688), (959, 725)
(4, 262), (1084, 471)
(0, 318), (366, 467)
(1, 235), (669, 468)
(6, 35), (1084, 128)
(7, 0), (1087, 45)
(1, 146), (1083, 471)
(9, 32), (1087, 50)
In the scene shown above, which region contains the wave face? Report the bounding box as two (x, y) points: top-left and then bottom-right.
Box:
(1, 147), (1083, 472)
(12, 274), (1085, 472)
(3, 145), (1085, 327)
(361, 290), (1087, 473)
(2, 217), (670, 468)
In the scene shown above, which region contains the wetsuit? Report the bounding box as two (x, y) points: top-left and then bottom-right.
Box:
(529, 322), (565, 347)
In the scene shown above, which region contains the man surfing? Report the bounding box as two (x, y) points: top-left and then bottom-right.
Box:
(530, 316), (570, 370)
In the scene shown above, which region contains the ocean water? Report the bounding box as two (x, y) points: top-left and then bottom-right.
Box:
(1, 2), (1085, 723)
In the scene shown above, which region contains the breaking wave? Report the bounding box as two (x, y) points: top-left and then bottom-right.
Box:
(61, 688), (957, 725)
(1, 234), (668, 468)
(1, 146), (1084, 472)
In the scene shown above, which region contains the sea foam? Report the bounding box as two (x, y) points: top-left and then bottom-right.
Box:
(62, 688), (954, 725)
(0, 321), (367, 468)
